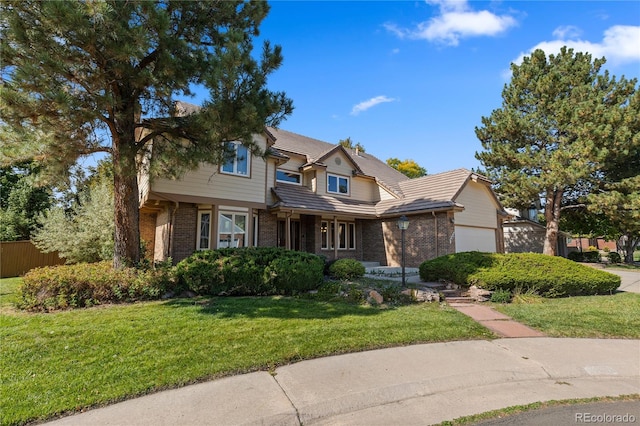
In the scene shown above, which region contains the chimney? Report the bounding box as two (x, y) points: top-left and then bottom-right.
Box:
(355, 147), (359, 156)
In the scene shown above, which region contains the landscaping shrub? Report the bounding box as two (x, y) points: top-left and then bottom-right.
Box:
(568, 250), (601, 263)
(265, 251), (324, 294)
(608, 252), (622, 264)
(20, 261), (174, 311)
(329, 258), (365, 280)
(174, 247), (324, 296)
(419, 252), (620, 298)
(419, 251), (497, 283)
(490, 288), (512, 303)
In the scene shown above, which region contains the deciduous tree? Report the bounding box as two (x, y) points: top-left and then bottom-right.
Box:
(476, 47), (637, 256)
(386, 158), (427, 179)
(1, 1), (293, 267)
(0, 162), (53, 241)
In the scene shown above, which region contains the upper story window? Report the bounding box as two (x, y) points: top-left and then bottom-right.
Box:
(221, 142), (250, 176)
(276, 169), (302, 185)
(327, 174), (349, 195)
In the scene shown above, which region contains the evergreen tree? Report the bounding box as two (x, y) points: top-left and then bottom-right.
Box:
(476, 47), (637, 256)
(339, 137), (365, 153)
(1, 1), (293, 267)
(386, 158), (427, 178)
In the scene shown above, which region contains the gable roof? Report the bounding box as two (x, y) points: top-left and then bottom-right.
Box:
(399, 168), (474, 202)
(267, 127), (409, 197)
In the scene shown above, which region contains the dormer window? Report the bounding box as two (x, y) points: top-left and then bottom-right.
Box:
(221, 141), (249, 176)
(276, 169), (302, 185)
(327, 174), (349, 195)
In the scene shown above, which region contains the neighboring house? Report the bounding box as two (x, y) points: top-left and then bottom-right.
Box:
(503, 208), (569, 257)
(566, 237), (617, 253)
(139, 114), (506, 267)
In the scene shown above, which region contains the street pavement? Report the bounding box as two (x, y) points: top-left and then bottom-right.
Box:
(46, 338), (640, 426)
(475, 399), (640, 425)
(608, 268), (640, 294)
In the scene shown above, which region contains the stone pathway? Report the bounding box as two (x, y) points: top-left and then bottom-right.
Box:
(449, 303), (546, 338)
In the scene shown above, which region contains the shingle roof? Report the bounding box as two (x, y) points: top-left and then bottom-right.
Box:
(399, 168), (473, 202)
(267, 127), (409, 196)
(271, 184), (377, 217)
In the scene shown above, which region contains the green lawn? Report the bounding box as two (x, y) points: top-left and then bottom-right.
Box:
(0, 278), (492, 426)
(495, 292), (640, 338)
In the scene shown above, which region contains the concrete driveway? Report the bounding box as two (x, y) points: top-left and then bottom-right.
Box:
(607, 268), (640, 294)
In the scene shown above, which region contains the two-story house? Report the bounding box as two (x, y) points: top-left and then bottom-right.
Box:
(139, 109), (506, 267)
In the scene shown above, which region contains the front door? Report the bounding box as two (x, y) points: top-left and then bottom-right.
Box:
(278, 220), (301, 250)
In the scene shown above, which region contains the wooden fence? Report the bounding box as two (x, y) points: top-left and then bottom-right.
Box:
(0, 240), (65, 278)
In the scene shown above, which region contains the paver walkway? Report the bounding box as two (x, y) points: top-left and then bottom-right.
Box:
(449, 302), (546, 338)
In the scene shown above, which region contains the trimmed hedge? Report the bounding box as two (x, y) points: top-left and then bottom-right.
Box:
(174, 247), (324, 296)
(20, 261), (173, 311)
(607, 252), (622, 263)
(568, 250), (601, 263)
(329, 258), (365, 280)
(419, 252), (620, 298)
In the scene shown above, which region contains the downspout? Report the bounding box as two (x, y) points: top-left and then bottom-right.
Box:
(285, 210), (292, 250)
(432, 211), (439, 258)
(167, 201), (179, 261)
(333, 216), (338, 260)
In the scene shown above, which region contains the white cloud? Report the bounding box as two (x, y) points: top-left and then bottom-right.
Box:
(511, 25), (640, 69)
(385, 0), (517, 46)
(351, 96), (396, 116)
(552, 25), (582, 39)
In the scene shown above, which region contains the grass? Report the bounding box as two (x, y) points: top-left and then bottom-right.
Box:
(0, 277), (492, 426)
(439, 394), (640, 425)
(494, 292), (640, 338)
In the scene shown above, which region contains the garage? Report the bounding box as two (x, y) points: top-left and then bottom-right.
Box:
(455, 226), (497, 253)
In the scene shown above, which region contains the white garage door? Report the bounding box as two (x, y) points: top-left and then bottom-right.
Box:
(455, 226), (497, 253)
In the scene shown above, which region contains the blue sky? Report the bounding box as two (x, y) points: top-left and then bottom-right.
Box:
(215, 0), (640, 175)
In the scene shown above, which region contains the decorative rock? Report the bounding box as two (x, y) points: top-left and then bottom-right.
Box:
(367, 290), (384, 305)
(401, 288), (440, 303)
(468, 285), (491, 302)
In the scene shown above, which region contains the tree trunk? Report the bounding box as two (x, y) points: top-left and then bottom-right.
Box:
(622, 233), (638, 264)
(543, 189), (563, 256)
(112, 99), (141, 269)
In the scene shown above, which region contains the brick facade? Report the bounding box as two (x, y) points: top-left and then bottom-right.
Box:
(139, 211), (157, 261)
(171, 203), (197, 263)
(145, 207), (457, 267)
(258, 210), (278, 247)
(381, 212), (455, 267)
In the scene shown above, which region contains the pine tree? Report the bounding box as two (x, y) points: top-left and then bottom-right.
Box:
(1, 1), (293, 268)
(476, 47), (637, 256)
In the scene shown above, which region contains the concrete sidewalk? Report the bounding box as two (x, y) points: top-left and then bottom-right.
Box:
(47, 338), (640, 426)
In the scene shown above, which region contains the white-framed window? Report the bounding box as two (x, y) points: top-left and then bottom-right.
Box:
(276, 169), (302, 185)
(327, 174), (349, 195)
(218, 212), (247, 248)
(221, 142), (250, 176)
(197, 211), (212, 250)
(321, 220), (356, 250)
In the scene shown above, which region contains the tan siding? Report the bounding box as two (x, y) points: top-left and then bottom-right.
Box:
(137, 148), (152, 205)
(152, 135), (268, 204)
(266, 157), (277, 205)
(378, 185), (396, 201)
(325, 151), (356, 176)
(315, 151), (379, 202)
(454, 181), (499, 228)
